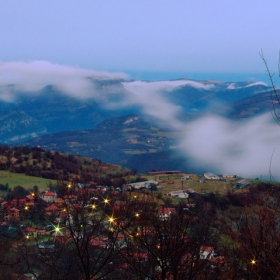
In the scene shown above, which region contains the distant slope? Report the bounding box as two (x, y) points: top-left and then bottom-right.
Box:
(24, 88), (276, 173)
(0, 79), (270, 144)
(25, 115), (178, 165)
(226, 89), (274, 119)
(0, 80), (139, 143)
(0, 145), (122, 182)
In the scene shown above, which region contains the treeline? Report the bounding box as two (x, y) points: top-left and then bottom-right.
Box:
(0, 144), (124, 182)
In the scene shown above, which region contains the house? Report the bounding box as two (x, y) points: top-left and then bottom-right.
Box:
(233, 179), (250, 189)
(63, 194), (77, 204)
(133, 252), (148, 262)
(54, 198), (65, 207)
(129, 180), (158, 190)
(41, 191), (57, 203)
(19, 272), (40, 280)
(10, 198), (26, 207)
(90, 235), (109, 249)
(121, 251), (148, 262)
(114, 200), (127, 212)
(4, 207), (20, 221)
(22, 227), (50, 238)
(158, 207), (175, 221)
(25, 195), (35, 202)
(199, 246), (215, 260)
(45, 204), (60, 216)
(167, 190), (189, 198)
(204, 172), (220, 180)
(25, 195), (35, 207)
(221, 174), (236, 179)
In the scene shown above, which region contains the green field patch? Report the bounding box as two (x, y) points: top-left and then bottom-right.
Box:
(123, 150), (146, 155)
(0, 170), (57, 192)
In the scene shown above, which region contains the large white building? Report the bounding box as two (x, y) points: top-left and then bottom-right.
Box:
(204, 172), (220, 180)
(41, 191), (57, 203)
(129, 180), (158, 190)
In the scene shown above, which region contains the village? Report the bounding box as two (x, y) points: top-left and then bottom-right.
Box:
(0, 170), (244, 279)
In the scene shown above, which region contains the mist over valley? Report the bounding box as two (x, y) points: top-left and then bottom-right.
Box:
(0, 61), (279, 179)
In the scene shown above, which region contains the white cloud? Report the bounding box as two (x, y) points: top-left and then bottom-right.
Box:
(123, 80), (215, 97)
(227, 83), (236, 90)
(180, 114), (280, 179)
(245, 81), (268, 88)
(227, 81), (268, 90)
(0, 60), (128, 101)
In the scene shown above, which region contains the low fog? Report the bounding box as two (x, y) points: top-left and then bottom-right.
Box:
(180, 114), (280, 180)
(1, 60), (279, 179)
(123, 80), (280, 180)
(0, 61), (127, 102)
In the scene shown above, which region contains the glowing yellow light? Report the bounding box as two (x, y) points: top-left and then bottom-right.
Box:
(26, 235), (29, 239)
(68, 184), (71, 188)
(108, 216), (114, 223)
(136, 233), (139, 236)
(157, 245), (160, 249)
(24, 206), (29, 211)
(135, 212), (140, 217)
(134, 195), (137, 199)
(251, 259), (256, 265)
(103, 198), (109, 205)
(91, 204), (97, 210)
(63, 208), (66, 212)
(31, 192), (35, 197)
(54, 226), (62, 234)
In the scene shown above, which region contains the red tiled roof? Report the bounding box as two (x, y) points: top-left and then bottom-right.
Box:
(158, 207), (175, 215)
(63, 195), (77, 199)
(116, 233), (125, 240)
(42, 191), (56, 196)
(45, 204), (60, 211)
(25, 202), (35, 206)
(22, 227), (36, 232)
(200, 246), (214, 252)
(55, 198), (65, 203)
(10, 207), (20, 212)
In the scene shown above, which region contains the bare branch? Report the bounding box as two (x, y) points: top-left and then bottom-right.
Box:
(260, 49), (280, 125)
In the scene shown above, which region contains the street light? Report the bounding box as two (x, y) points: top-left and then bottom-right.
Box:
(54, 225), (62, 235)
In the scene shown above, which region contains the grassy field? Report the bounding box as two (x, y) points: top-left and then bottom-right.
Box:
(0, 170), (57, 192)
(138, 173), (246, 201)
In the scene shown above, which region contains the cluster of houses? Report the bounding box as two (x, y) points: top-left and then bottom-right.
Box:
(0, 179), (228, 279)
(167, 188), (195, 199)
(204, 172), (238, 180)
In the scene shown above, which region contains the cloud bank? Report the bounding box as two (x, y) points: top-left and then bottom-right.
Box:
(179, 114), (280, 179)
(0, 60), (278, 179)
(0, 60), (127, 101)
(123, 80), (280, 179)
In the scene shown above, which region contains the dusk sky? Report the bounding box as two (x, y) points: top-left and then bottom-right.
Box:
(1, 1), (280, 178)
(1, 1), (280, 82)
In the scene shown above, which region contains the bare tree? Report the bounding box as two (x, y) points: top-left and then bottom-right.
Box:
(260, 50), (280, 124)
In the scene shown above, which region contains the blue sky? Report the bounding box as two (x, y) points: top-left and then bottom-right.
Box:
(1, 0), (280, 82)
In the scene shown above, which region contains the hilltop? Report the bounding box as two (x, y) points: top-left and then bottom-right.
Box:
(0, 145), (124, 183)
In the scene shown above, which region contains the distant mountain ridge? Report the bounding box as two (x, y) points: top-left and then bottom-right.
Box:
(0, 77), (274, 172)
